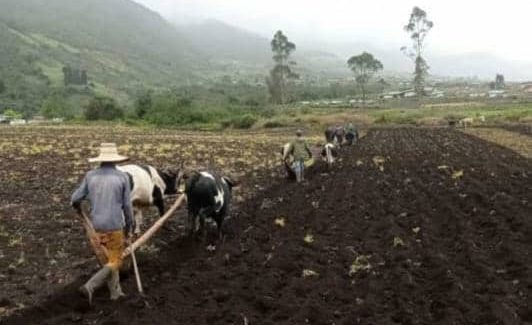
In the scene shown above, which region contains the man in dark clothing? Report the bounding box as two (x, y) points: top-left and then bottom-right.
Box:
(324, 126), (336, 143)
(345, 122), (358, 145)
(289, 130), (313, 183)
(335, 124), (346, 145)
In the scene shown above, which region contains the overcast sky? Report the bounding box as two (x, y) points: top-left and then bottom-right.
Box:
(135, 0), (531, 61)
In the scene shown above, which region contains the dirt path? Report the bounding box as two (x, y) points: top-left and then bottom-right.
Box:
(2, 128), (531, 325)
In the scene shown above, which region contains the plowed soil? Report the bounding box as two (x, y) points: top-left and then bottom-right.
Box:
(2, 127), (531, 325)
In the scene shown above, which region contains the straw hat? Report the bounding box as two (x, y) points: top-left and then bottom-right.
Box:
(88, 143), (129, 163)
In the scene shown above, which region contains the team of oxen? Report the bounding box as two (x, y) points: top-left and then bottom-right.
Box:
(282, 125), (359, 179)
(115, 164), (236, 240)
(113, 125), (358, 240)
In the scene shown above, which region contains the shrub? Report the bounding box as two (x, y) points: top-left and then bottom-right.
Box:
(263, 119), (287, 128)
(135, 91), (152, 118)
(84, 96), (123, 121)
(234, 114), (257, 128)
(221, 114), (257, 129)
(259, 107), (276, 118)
(3, 108), (22, 120)
(41, 95), (70, 119)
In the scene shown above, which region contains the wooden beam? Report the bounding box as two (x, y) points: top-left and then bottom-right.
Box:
(122, 194), (187, 258)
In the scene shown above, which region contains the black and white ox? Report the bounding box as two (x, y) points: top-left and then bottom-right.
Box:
(321, 143), (338, 168)
(118, 165), (181, 234)
(184, 171), (238, 239)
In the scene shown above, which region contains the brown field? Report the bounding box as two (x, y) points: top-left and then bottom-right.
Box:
(1, 125), (531, 324)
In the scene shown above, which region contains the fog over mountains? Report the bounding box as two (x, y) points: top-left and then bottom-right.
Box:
(173, 17), (532, 81)
(1, 0), (530, 103)
(140, 0), (532, 81)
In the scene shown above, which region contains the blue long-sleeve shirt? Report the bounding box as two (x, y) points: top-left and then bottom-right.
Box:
(71, 165), (134, 233)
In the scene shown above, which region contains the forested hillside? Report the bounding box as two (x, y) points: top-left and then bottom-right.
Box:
(0, 0), (352, 117)
(0, 0), (203, 116)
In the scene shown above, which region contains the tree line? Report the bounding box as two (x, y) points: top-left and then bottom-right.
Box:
(268, 6), (434, 104)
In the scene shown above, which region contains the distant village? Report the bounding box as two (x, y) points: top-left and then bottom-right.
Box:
(0, 115), (64, 126)
(298, 79), (532, 108)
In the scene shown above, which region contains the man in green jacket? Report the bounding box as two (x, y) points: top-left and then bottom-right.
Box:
(345, 122), (358, 145)
(290, 130), (313, 183)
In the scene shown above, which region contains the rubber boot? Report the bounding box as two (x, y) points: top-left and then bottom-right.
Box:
(80, 266), (112, 305)
(107, 269), (125, 300)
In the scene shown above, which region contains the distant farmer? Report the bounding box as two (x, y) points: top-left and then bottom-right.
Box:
(71, 143), (134, 304)
(345, 122), (358, 145)
(324, 126), (336, 143)
(335, 124), (346, 145)
(289, 129), (313, 183)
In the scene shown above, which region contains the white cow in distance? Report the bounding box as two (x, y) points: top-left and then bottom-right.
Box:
(458, 115), (485, 128)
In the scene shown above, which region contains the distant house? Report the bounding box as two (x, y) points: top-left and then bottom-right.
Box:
(488, 90), (506, 98)
(431, 90), (445, 98)
(521, 83), (532, 93)
(423, 86), (434, 93)
(28, 115), (46, 124)
(10, 119), (27, 125)
(380, 89), (416, 99)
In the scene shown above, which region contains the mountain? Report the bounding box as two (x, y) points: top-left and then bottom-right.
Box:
(317, 41), (532, 81)
(2, 0), (530, 117)
(0, 0), (204, 115)
(179, 19), (270, 64)
(0, 0), (195, 62)
(175, 19), (353, 79)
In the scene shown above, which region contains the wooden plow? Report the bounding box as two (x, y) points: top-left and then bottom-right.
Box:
(78, 193), (187, 294)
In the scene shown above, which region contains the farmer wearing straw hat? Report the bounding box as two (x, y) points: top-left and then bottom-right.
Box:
(71, 143), (134, 304)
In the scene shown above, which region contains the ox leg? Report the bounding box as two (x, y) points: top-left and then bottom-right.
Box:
(198, 215), (206, 241)
(153, 187), (165, 216)
(197, 207), (215, 241)
(187, 210), (196, 237)
(134, 207), (143, 235)
(215, 213), (226, 242)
